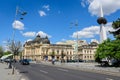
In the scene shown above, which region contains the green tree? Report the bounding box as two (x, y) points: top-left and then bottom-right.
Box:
(95, 39), (111, 62)
(0, 46), (4, 57)
(111, 18), (120, 39)
(111, 40), (120, 59)
(95, 39), (120, 63)
(3, 51), (11, 55)
(112, 18), (120, 29)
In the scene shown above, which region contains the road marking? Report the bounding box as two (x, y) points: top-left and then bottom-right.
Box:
(40, 70), (48, 74)
(21, 79), (26, 80)
(57, 68), (68, 72)
(106, 78), (113, 80)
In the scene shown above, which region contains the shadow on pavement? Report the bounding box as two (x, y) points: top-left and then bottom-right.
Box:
(19, 71), (28, 74)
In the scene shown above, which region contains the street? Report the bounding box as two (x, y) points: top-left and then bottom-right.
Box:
(15, 63), (120, 80)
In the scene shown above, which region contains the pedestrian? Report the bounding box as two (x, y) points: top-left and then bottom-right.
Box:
(52, 58), (55, 65)
(8, 59), (12, 69)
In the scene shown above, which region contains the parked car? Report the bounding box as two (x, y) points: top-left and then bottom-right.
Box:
(111, 59), (120, 67)
(67, 59), (83, 63)
(20, 59), (29, 65)
(4, 58), (17, 63)
(100, 61), (109, 67)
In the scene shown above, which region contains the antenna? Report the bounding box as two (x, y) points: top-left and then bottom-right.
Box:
(100, 4), (103, 17)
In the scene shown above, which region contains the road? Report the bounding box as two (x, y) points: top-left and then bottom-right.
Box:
(15, 63), (120, 80)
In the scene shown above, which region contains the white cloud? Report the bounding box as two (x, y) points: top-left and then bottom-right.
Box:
(81, 0), (120, 16)
(72, 26), (99, 38)
(81, 0), (93, 7)
(71, 26), (99, 38)
(22, 31), (36, 37)
(83, 26), (99, 34)
(71, 22), (114, 39)
(38, 10), (46, 17)
(25, 39), (33, 42)
(37, 31), (51, 38)
(12, 20), (24, 30)
(105, 22), (114, 32)
(81, 2), (86, 7)
(21, 31), (52, 38)
(81, 0), (90, 7)
(43, 5), (50, 11)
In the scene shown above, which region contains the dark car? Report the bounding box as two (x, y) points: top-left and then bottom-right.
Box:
(111, 59), (120, 67)
(4, 58), (17, 63)
(20, 59), (29, 65)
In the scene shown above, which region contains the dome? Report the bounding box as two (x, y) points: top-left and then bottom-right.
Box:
(97, 17), (107, 24)
(42, 36), (50, 44)
(33, 35), (41, 43)
(90, 42), (98, 46)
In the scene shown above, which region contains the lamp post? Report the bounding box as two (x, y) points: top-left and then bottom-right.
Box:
(11, 6), (27, 74)
(70, 20), (79, 63)
(11, 6), (18, 74)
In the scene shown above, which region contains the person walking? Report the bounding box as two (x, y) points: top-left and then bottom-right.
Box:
(8, 59), (12, 69)
(52, 58), (55, 65)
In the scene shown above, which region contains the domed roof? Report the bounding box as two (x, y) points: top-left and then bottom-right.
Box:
(42, 36), (50, 44)
(90, 42), (98, 46)
(33, 35), (41, 43)
(25, 35), (51, 45)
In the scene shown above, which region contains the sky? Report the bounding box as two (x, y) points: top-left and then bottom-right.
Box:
(0, 0), (120, 50)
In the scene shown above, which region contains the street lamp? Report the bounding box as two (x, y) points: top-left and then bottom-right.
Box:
(11, 6), (27, 74)
(70, 20), (79, 63)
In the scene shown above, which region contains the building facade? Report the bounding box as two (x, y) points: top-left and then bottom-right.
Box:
(22, 35), (98, 62)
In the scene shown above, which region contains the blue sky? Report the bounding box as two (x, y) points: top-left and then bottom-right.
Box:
(1, 0), (120, 49)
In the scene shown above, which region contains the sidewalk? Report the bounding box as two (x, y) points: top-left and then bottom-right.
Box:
(0, 63), (27, 80)
(39, 61), (120, 77)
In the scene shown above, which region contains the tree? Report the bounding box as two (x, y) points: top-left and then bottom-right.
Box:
(95, 39), (111, 62)
(3, 51), (11, 56)
(0, 46), (3, 57)
(111, 40), (120, 59)
(7, 40), (22, 74)
(95, 18), (120, 66)
(111, 18), (120, 39)
(112, 18), (120, 29)
(8, 40), (22, 56)
(95, 39), (120, 64)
